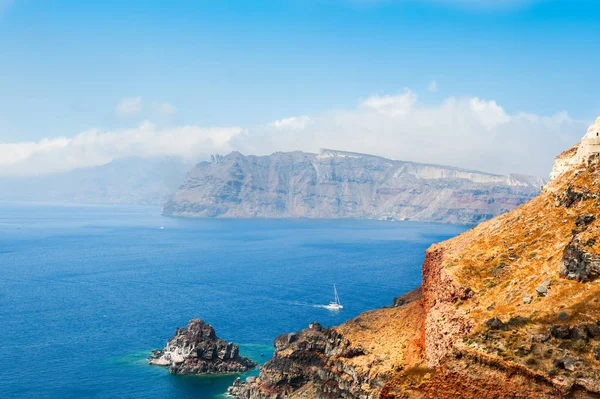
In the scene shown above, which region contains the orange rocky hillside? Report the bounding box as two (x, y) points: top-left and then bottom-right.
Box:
(228, 118), (600, 399)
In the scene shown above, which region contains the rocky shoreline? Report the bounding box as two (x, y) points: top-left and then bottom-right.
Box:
(225, 119), (600, 399)
(148, 318), (257, 375)
(227, 321), (368, 399)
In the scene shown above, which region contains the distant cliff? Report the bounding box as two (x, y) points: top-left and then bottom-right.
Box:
(0, 157), (190, 206)
(163, 149), (545, 224)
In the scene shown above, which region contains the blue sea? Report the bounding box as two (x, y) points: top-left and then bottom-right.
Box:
(0, 203), (468, 399)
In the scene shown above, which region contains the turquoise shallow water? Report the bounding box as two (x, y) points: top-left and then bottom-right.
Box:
(0, 202), (468, 398)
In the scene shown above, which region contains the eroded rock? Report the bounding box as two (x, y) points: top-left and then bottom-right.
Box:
(575, 214), (596, 228)
(536, 286), (548, 297)
(570, 324), (590, 342)
(228, 322), (369, 399)
(555, 186), (592, 208)
(560, 239), (600, 281)
(550, 325), (571, 339)
(485, 317), (505, 330)
(587, 322), (600, 338)
(148, 318), (257, 375)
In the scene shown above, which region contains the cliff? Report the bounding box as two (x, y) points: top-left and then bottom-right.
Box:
(229, 118), (600, 398)
(163, 150), (544, 225)
(148, 319), (257, 374)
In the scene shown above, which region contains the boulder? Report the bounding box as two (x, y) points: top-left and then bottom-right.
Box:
(552, 356), (576, 372)
(564, 357), (576, 372)
(560, 240), (600, 282)
(588, 323), (600, 338)
(550, 325), (571, 339)
(570, 324), (590, 342)
(485, 317), (505, 330)
(557, 312), (570, 321)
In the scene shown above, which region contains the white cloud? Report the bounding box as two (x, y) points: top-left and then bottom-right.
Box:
(428, 80), (438, 93)
(0, 89), (588, 178)
(469, 97), (510, 129)
(268, 116), (310, 130)
(115, 96), (143, 117)
(360, 89), (417, 117)
(153, 102), (177, 117)
(234, 91), (586, 177)
(0, 122), (245, 176)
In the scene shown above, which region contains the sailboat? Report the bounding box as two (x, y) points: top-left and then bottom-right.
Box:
(324, 284), (343, 311)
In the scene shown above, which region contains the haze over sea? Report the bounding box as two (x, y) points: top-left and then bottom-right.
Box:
(0, 203), (467, 399)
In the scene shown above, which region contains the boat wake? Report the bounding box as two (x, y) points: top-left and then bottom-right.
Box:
(287, 285), (344, 310)
(284, 301), (339, 310)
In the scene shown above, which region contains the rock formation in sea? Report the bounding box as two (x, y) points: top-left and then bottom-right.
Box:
(163, 149), (545, 225)
(228, 118), (600, 398)
(148, 318), (257, 374)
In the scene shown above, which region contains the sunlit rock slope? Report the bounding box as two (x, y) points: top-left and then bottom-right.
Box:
(229, 118), (600, 398)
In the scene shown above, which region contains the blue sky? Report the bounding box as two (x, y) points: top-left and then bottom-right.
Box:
(0, 0), (599, 176)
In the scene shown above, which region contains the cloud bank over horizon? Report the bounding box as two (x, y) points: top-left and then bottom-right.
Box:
(0, 90), (588, 178)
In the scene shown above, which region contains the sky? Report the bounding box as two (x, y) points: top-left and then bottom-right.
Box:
(0, 0), (599, 177)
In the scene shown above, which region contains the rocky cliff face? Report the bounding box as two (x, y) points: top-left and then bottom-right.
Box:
(228, 118), (600, 398)
(148, 319), (257, 374)
(228, 299), (426, 399)
(163, 150), (544, 225)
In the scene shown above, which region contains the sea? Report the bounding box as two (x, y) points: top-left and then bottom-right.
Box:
(0, 202), (468, 399)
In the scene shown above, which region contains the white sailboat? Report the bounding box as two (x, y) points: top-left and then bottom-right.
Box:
(324, 284), (343, 311)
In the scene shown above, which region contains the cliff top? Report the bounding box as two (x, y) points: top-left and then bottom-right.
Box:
(203, 148), (543, 181)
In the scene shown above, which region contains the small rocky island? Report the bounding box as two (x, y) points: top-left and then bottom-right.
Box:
(148, 318), (257, 374)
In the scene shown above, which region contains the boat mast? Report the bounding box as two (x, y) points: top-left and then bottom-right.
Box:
(334, 284), (340, 305)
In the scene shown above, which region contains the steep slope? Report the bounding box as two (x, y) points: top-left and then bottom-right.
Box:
(0, 157), (190, 206)
(163, 150), (544, 224)
(229, 118), (600, 398)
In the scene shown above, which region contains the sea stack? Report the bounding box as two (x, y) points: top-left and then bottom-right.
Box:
(148, 318), (257, 374)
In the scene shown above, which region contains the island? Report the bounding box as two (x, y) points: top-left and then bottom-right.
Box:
(148, 318), (257, 375)
(163, 149), (545, 225)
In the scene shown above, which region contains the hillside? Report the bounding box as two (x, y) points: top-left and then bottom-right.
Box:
(163, 150), (544, 224)
(228, 118), (600, 398)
